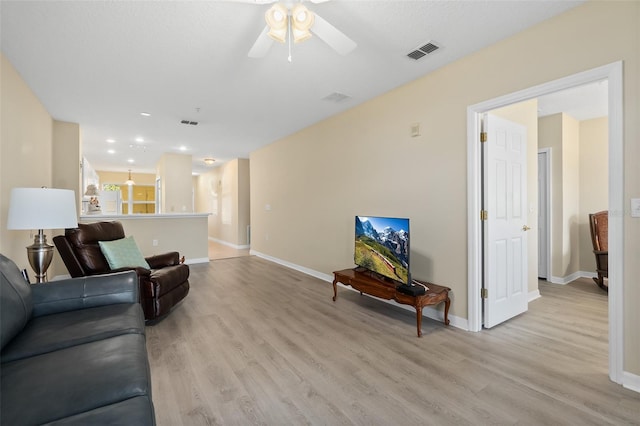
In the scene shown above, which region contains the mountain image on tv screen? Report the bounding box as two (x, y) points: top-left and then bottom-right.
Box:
(354, 216), (410, 284)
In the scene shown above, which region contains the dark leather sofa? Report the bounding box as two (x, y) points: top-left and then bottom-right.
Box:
(53, 221), (189, 321)
(0, 253), (155, 425)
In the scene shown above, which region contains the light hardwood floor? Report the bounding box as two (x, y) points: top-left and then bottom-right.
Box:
(146, 257), (640, 425)
(208, 240), (250, 261)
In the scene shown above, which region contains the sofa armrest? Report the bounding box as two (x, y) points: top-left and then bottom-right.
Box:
(146, 252), (180, 269)
(31, 271), (139, 317)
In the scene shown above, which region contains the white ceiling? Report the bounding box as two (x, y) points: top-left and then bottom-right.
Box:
(1, 0), (588, 175)
(537, 80), (608, 121)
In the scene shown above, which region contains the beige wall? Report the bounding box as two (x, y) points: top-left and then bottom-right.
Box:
(250, 2), (640, 373)
(0, 53), (55, 272)
(562, 114), (580, 277)
(157, 153), (193, 213)
(51, 120), (82, 276)
(490, 99), (539, 293)
(79, 215), (209, 262)
(237, 159), (250, 246)
(579, 117), (608, 272)
(195, 158), (250, 247)
(98, 171), (157, 186)
(539, 114), (564, 278)
(194, 173), (207, 215)
(539, 114), (608, 280)
(52, 121), (81, 197)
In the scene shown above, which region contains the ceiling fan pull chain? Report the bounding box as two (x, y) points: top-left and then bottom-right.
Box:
(288, 17), (292, 63)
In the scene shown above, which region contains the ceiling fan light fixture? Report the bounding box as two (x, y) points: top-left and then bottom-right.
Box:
(248, 1), (356, 59)
(266, 3), (288, 43)
(292, 4), (314, 43)
(268, 27), (287, 43)
(292, 29), (312, 44)
(292, 28), (312, 43)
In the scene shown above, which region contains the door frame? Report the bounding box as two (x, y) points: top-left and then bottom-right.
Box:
(466, 61), (624, 384)
(537, 148), (551, 281)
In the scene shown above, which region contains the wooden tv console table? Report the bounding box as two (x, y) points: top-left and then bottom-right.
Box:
(332, 268), (450, 337)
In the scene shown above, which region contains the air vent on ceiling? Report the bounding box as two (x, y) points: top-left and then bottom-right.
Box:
(407, 50), (426, 60)
(407, 41), (440, 60)
(180, 120), (198, 126)
(322, 92), (351, 103)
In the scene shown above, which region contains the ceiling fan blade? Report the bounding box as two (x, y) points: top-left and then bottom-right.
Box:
(248, 26), (274, 58)
(311, 13), (357, 56)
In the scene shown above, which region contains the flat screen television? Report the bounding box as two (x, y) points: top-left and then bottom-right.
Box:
(354, 216), (410, 284)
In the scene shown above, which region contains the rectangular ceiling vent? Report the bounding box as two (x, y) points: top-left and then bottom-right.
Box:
(180, 120), (198, 126)
(407, 41), (440, 60)
(322, 92), (351, 103)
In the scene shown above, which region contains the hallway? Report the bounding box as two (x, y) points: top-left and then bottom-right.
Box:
(208, 240), (250, 260)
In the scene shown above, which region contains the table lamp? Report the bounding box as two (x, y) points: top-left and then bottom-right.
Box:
(7, 188), (78, 283)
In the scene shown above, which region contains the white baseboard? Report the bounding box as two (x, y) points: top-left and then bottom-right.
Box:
(528, 289), (541, 302)
(623, 371), (640, 394)
(250, 250), (333, 282)
(209, 237), (250, 250)
(549, 271), (597, 285)
(251, 250), (468, 331)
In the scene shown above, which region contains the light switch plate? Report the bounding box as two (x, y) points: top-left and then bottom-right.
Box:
(631, 198), (640, 218)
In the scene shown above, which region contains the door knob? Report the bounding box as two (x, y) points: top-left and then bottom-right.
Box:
(522, 225), (531, 231)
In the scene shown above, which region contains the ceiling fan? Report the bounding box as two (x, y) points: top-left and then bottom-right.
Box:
(243, 0), (357, 59)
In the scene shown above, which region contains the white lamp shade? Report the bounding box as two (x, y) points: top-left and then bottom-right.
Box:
(7, 188), (78, 230)
(292, 4), (314, 43)
(266, 3), (288, 43)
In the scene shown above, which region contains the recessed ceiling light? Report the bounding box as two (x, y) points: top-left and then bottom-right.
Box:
(127, 159), (135, 163)
(135, 137), (144, 143)
(106, 138), (115, 143)
(179, 146), (187, 151)
(107, 149), (115, 154)
(140, 112), (151, 117)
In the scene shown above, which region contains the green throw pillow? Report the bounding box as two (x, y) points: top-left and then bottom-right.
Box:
(98, 236), (150, 270)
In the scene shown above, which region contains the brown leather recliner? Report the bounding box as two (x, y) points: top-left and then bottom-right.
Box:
(53, 221), (189, 321)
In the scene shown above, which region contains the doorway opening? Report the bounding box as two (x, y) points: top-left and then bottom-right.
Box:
(466, 61), (623, 384)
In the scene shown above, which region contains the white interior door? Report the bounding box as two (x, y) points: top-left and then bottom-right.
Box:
(483, 113), (529, 328)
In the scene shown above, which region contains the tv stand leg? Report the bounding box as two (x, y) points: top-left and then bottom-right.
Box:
(444, 297), (451, 325)
(332, 278), (338, 302)
(416, 306), (423, 338)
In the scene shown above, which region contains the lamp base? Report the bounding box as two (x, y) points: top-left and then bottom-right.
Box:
(27, 230), (54, 283)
